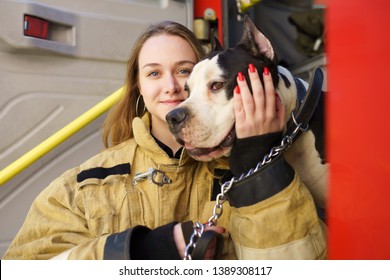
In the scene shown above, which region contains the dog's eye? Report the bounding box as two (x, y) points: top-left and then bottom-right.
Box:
(211, 82), (225, 91)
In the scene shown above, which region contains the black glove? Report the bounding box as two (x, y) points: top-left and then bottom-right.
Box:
(227, 131), (296, 208)
(229, 131), (283, 177)
(103, 222), (180, 260)
(104, 221), (223, 260)
(227, 154), (295, 208)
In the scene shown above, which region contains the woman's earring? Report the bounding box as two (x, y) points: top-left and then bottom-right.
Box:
(136, 94), (146, 117)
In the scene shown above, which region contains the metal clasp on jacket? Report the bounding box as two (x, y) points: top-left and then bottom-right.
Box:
(132, 168), (172, 187)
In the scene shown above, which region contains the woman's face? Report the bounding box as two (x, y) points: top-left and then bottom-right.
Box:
(138, 34), (197, 129)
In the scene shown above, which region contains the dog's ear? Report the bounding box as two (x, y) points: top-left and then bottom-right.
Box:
(239, 15), (275, 60)
(210, 30), (224, 52)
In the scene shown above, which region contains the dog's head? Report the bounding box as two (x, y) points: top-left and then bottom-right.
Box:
(166, 15), (295, 161)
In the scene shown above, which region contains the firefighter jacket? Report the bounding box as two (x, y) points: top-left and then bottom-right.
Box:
(2, 113), (326, 260)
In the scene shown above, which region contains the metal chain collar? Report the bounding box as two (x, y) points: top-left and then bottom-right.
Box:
(183, 112), (308, 260)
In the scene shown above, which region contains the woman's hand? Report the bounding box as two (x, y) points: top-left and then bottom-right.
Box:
(202, 224), (225, 260)
(173, 222), (225, 260)
(234, 64), (285, 138)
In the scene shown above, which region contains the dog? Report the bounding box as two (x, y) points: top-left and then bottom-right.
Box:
(166, 15), (327, 208)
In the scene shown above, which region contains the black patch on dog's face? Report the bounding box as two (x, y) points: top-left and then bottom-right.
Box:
(218, 46), (279, 100)
(279, 73), (292, 89)
(202, 15), (280, 101)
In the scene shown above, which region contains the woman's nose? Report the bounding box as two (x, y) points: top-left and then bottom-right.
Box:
(164, 75), (180, 94)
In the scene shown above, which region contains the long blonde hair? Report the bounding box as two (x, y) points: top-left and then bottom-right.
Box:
(102, 21), (205, 148)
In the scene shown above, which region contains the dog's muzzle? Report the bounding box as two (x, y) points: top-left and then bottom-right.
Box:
(166, 107), (236, 159)
(166, 107), (189, 146)
(166, 107), (188, 133)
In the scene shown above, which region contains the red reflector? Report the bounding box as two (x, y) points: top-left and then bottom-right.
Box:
(24, 15), (49, 39)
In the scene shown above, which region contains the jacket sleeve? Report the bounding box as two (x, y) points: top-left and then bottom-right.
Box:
(228, 132), (327, 259)
(227, 142), (327, 259)
(1, 170), (110, 260)
(104, 222), (181, 260)
(2, 168), (182, 260)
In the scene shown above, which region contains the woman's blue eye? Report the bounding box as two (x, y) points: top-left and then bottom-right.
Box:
(179, 68), (191, 75)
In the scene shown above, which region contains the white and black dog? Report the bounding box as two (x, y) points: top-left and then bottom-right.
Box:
(166, 15), (327, 208)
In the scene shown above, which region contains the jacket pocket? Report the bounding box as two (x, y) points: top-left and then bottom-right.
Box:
(77, 175), (142, 237)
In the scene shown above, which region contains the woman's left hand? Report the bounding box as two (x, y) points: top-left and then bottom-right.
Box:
(234, 65), (285, 138)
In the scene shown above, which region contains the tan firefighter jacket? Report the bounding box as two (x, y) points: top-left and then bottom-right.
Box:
(2, 113), (326, 260)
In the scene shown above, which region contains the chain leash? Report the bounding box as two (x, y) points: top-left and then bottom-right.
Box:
(183, 112), (308, 260)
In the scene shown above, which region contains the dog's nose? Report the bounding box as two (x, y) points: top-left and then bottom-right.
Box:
(166, 108), (188, 129)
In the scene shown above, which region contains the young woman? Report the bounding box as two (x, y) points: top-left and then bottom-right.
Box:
(2, 21), (326, 260)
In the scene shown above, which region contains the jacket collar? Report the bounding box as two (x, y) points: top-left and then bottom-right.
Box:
(132, 113), (195, 166)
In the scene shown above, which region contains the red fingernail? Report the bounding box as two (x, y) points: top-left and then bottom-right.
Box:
(238, 72), (244, 81)
(249, 64), (255, 73)
(234, 85), (240, 94)
(264, 67), (269, 75)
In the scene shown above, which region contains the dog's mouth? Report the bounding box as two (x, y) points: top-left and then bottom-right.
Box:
(184, 128), (236, 157)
